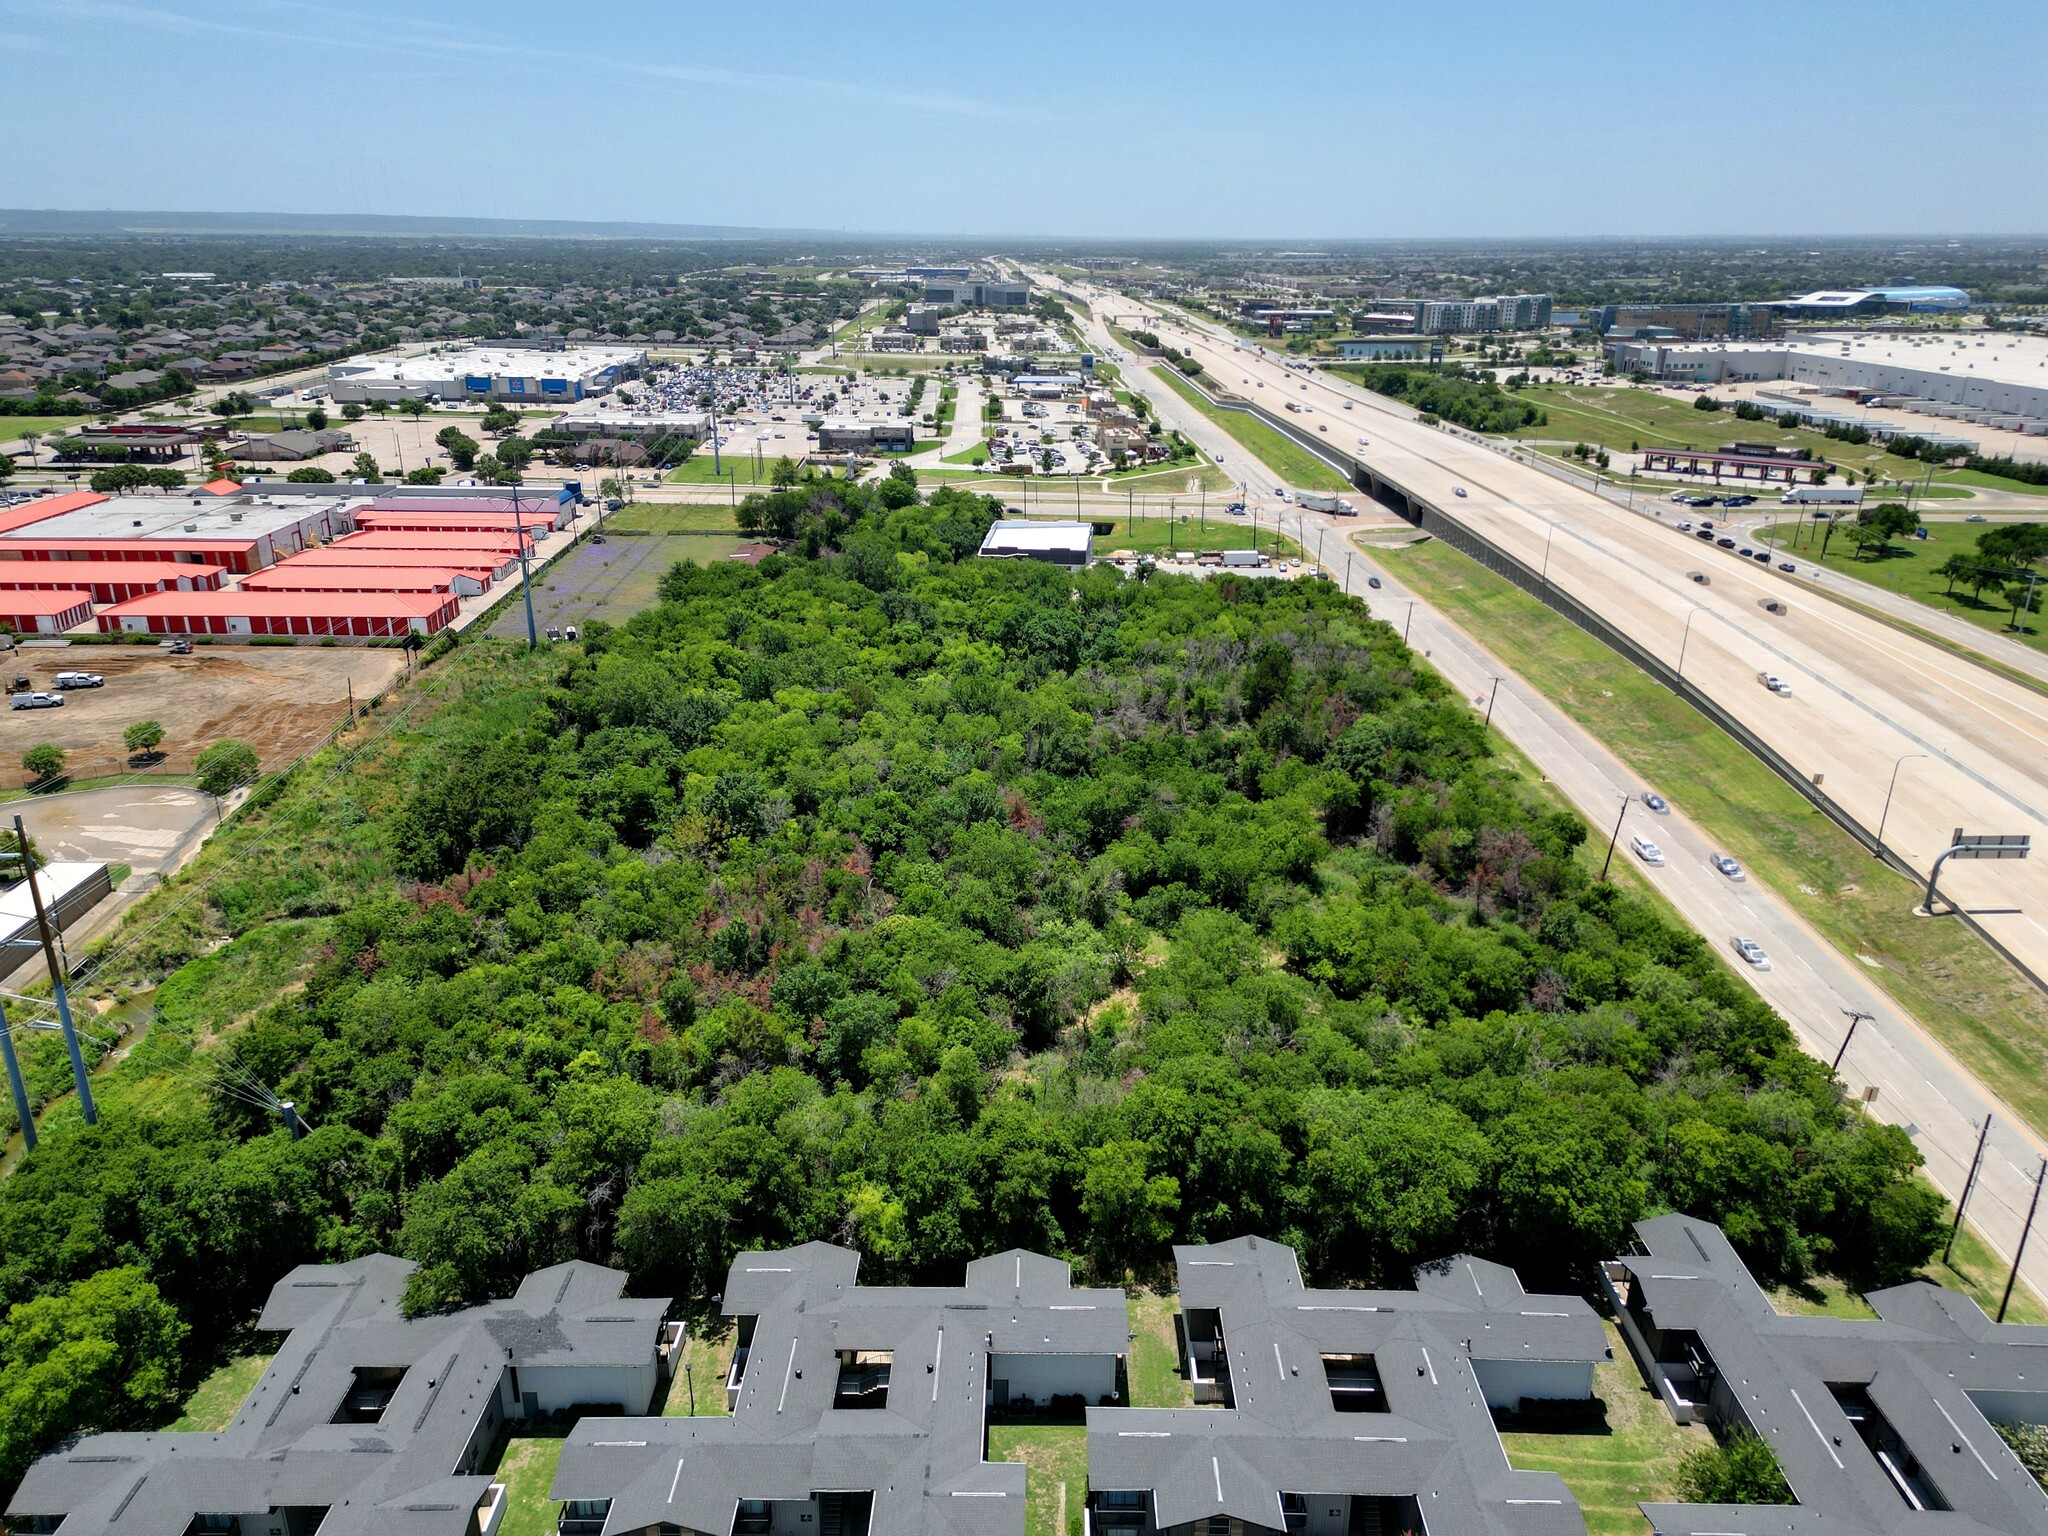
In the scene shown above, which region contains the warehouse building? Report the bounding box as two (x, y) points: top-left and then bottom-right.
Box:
(329, 529), (534, 559)
(0, 489), (109, 535)
(551, 1243), (1126, 1536)
(279, 545), (519, 581)
(324, 343), (643, 405)
(1605, 331), (2048, 421)
(0, 493), (357, 573)
(6, 1255), (675, 1536)
(978, 519), (1093, 566)
(0, 589), (95, 634)
(96, 588), (462, 637)
(0, 559), (225, 601)
(1611, 1214), (2048, 1536)
(1087, 1235), (1607, 1536)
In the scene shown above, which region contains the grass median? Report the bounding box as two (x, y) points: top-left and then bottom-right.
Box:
(1380, 535), (2048, 1142)
(1151, 367), (1350, 492)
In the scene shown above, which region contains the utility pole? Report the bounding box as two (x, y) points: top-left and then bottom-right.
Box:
(1599, 796), (1628, 882)
(0, 993), (35, 1153)
(510, 484), (538, 652)
(15, 815), (93, 1126)
(1998, 1156), (2047, 1323)
(1833, 1009), (1873, 1073)
(1483, 676), (1502, 730)
(1944, 1114), (1994, 1265)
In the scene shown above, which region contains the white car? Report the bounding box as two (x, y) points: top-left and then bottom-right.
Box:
(1343, 402), (1353, 410)
(53, 670), (104, 689)
(1731, 936), (1771, 970)
(1630, 835), (1665, 866)
(1757, 672), (1793, 696)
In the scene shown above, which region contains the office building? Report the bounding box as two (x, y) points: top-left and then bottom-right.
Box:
(978, 519), (1094, 566)
(815, 419), (917, 452)
(325, 344), (643, 405)
(1590, 303), (1783, 340)
(922, 279), (1031, 309)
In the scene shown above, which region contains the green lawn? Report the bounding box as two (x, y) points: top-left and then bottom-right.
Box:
(945, 438), (993, 464)
(602, 503), (739, 534)
(987, 1425), (1087, 1536)
(1506, 385), (2048, 497)
(1758, 518), (2048, 653)
(1126, 1291), (1190, 1408)
(491, 1431), (567, 1536)
(1381, 536), (2048, 1142)
(170, 1351), (274, 1430)
(1090, 515), (1307, 564)
(1499, 1322), (1713, 1536)
(0, 415), (91, 444)
(667, 455), (784, 486)
(1150, 368), (1350, 492)
(1768, 1213), (2048, 1324)
(660, 1314), (734, 1416)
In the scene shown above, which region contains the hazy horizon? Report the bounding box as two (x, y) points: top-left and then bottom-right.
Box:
(4, 0), (2043, 240)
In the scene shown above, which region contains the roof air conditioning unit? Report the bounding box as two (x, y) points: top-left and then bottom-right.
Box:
(133, 520), (143, 528)
(231, 511), (244, 521)
(184, 523), (199, 533)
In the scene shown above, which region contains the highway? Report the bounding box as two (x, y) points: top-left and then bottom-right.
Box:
(1035, 271), (2048, 1306)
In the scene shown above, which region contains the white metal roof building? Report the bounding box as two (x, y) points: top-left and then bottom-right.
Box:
(325, 345), (644, 404)
(977, 519), (1093, 566)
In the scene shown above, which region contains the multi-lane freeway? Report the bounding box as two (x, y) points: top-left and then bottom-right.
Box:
(1037, 271), (2048, 1304)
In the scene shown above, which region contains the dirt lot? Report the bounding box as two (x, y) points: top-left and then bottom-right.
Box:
(0, 647), (408, 782)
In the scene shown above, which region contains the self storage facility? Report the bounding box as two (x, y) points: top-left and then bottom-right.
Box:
(0, 589), (95, 634)
(240, 566), (489, 597)
(0, 560), (225, 602)
(95, 589), (460, 638)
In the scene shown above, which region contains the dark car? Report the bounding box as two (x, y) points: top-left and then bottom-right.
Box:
(1778, 561), (1796, 572)
(1366, 576), (1381, 589)
(1752, 550), (1771, 563)
(1717, 537), (1737, 548)
(1724, 495), (1755, 507)
(1738, 547), (1754, 557)
(1696, 528), (1715, 539)
(1643, 791), (1669, 813)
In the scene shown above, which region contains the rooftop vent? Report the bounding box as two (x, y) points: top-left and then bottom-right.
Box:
(230, 512), (244, 522)
(183, 523), (198, 533)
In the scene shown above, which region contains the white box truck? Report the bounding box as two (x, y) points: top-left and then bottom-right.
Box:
(1779, 485), (1864, 506)
(1295, 490), (1356, 515)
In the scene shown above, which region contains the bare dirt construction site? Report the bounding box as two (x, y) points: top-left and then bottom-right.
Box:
(0, 646), (409, 783)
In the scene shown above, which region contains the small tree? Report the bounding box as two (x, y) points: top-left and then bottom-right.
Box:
(341, 402), (365, 421)
(21, 742), (66, 788)
(771, 455), (800, 489)
(350, 452), (382, 481)
(123, 720), (165, 762)
(194, 739), (258, 798)
(400, 397), (429, 420)
(18, 429), (40, 466)
(305, 407), (328, 430)
(286, 465), (337, 483)
(1676, 1431), (1792, 1505)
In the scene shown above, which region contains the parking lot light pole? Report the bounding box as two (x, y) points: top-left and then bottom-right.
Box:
(1875, 752), (1928, 860)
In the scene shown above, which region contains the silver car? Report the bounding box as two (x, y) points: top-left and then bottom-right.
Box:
(1731, 936), (1771, 970)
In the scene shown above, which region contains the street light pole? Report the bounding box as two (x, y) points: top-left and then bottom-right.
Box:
(1599, 796), (1628, 882)
(1541, 523), (1557, 585)
(1677, 608), (1703, 679)
(1875, 752), (1928, 860)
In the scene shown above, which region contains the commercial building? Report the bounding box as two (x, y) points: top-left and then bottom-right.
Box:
(1776, 285), (1971, 319)
(922, 279), (1031, 309)
(6, 1255), (675, 1536)
(324, 344), (643, 405)
(0, 588), (95, 634)
(814, 419), (917, 452)
(1604, 331), (2048, 422)
(551, 1242), (1126, 1536)
(1588, 303), (1783, 340)
(1335, 337), (1435, 360)
(1411, 295), (1554, 334)
(279, 545), (519, 581)
(1087, 1235), (1608, 1536)
(0, 559), (225, 602)
(1609, 1214), (2048, 1536)
(95, 588), (462, 638)
(977, 519), (1093, 566)
(233, 429), (357, 462)
(552, 410), (709, 444)
(241, 565), (490, 598)
(329, 529), (535, 559)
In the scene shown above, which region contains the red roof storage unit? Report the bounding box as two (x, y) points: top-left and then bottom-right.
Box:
(0, 491), (109, 536)
(354, 509), (566, 535)
(240, 566), (486, 597)
(0, 560), (225, 602)
(271, 546), (516, 580)
(365, 496), (573, 529)
(0, 537), (269, 573)
(96, 589), (459, 638)
(330, 529), (532, 556)
(0, 590), (95, 635)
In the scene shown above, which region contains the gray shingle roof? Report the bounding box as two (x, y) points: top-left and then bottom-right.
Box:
(8, 1257), (668, 1536)
(1086, 1235), (1608, 1536)
(1616, 1215), (2048, 1536)
(551, 1244), (1127, 1536)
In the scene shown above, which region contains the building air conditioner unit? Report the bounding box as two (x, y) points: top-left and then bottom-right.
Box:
(230, 512), (244, 522)
(184, 523), (198, 533)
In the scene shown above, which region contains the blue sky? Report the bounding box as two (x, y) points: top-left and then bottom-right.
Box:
(3, 0), (2043, 238)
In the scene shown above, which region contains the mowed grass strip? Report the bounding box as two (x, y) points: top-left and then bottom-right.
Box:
(1381, 536), (2048, 1142)
(169, 1351), (274, 1430)
(987, 1425), (1087, 1536)
(490, 1431), (568, 1536)
(1499, 1324), (1714, 1536)
(1151, 367), (1350, 492)
(1126, 1290), (1190, 1408)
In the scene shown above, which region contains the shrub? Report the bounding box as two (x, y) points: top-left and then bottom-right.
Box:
(1677, 1431), (1793, 1504)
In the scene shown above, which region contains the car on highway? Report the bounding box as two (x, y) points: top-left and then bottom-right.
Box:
(1319, 424), (1328, 432)
(1696, 528), (1716, 539)
(1738, 546), (1754, 557)
(1715, 537), (1736, 548)
(1678, 522), (1694, 532)
(1731, 936), (1771, 970)
(1752, 550), (1771, 563)
(1724, 495), (1756, 507)
(11, 691), (62, 710)
(1758, 672), (1792, 696)
(53, 670), (103, 689)
(1966, 513), (1989, 523)
(1630, 835), (1665, 866)
(1343, 402), (1353, 410)
(1778, 561), (1796, 572)
(1642, 791), (1669, 813)
(1453, 486), (1468, 497)
(1712, 853), (1747, 881)
(1357, 437), (1369, 446)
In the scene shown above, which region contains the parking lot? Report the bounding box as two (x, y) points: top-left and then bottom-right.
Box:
(0, 646), (407, 782)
